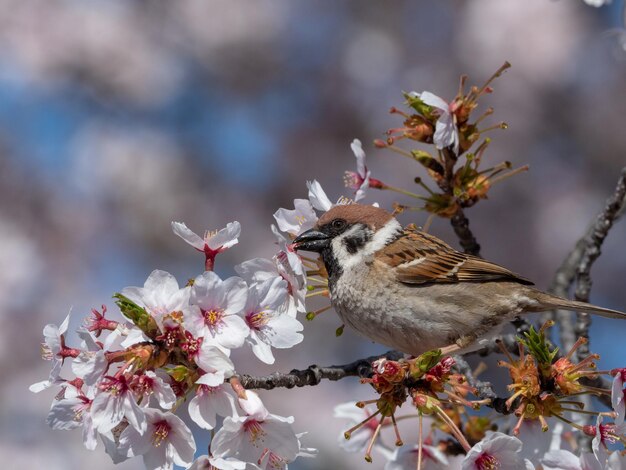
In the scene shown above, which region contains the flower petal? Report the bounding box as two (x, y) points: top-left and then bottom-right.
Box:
(171, 221), (205, 250)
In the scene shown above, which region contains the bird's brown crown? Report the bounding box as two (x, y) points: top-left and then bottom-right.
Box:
(316, 204), (394, 231)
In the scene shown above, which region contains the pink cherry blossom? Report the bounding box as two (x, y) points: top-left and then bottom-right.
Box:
(333, 402), (385, 454)
(131, 371), (176, 410)
(121, 269), (191, 331)
(542, 449), (603, 470)
(344, 139), (371, 202)
(46, 382), (98, 450)
(71, 328), (107, 386)
(243, 277), (303, 364)
(90, 374), (146, 435)
(410, 91), (459, 153)
(273, 199), (317, 236)
(119, 408), (196, 470)
(172, 221), (241, 270)
(188, 383), (236, 430)
(211, 391), (300, 465)
(384, 443), (448, 470)
(186, 271), (249, 351)
(612, 368), (626, 425)
(306, 179), (333, 211)
(462, 432), (533, 470)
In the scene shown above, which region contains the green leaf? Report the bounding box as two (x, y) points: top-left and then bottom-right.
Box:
(113, 293), (159, 339)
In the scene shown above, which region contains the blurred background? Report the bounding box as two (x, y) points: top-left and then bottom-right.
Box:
(3, 0), (626, 468)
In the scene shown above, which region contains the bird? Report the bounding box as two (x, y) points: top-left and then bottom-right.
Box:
(291, 204), (626, 356)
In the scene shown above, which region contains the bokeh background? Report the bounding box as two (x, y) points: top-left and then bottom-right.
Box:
(4, 0), (626, 468)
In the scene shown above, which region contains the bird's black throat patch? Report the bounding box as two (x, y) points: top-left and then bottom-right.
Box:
(343, 230), (372, 254)
(320, 247), (343, 288)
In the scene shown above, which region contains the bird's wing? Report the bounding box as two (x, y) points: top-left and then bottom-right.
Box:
(379, 226), (533, 285)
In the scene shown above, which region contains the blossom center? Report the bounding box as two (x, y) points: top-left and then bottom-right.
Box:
(343, 171), (364, 189)
(202, 308), (225, 327)
(475, 452), (499, 470)
(246, 310), (269, 330)
(243, 419), (266, 447)
(152, 420), (171, 447)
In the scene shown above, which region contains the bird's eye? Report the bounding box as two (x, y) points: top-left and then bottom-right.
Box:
(331, 219), (346, 231)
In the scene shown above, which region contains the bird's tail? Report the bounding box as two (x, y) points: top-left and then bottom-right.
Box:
(532, 290), (626, 320)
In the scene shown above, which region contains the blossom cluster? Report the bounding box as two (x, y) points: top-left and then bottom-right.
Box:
(31, 213), (319, 469)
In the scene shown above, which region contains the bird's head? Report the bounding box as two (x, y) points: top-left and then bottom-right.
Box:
(292, 204), (402, 263)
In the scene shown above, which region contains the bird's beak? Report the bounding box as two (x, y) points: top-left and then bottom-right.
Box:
(292, 229), (331, 252)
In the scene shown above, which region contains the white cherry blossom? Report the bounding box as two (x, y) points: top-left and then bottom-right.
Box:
(121, 270), (190, 331)
(72, 328), (107, 386)
(187, 271), (249, 350)
(612, 368), (626, 425)
(188, 383), (236, 430)
(462, 432), (533, 470)
(172, 221), (241, 253)
(46, 383), (98, 450)
(211, 391), (300, 465)
(273, 199), (317, 236)
(385, 444), (448, 470)
(410, 91), (459, 153)
(132, 371), (176, 410)
(243, 277), (304, 364)
(306, 179), (333, 211)
(333, 402), (385, 454)
(542, 449), (603, 470)
(90, 374), (146, 435)
(119, 408), (196, 470)
(344, 139), (371, 202)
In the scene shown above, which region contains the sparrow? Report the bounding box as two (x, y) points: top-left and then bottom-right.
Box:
(292, 204), (626, 356)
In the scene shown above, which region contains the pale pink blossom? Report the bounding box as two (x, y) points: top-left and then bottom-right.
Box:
(189, 455), (249, 470)
(119, 408), (196, 470)
(612, 368), (626, 425)
(462, 432), (533, 470)
(243, 277), (304, 364)
(46, 383), (98, 450)
(172, 221), (241, 270)
(344, 139), (371, 202)
(31, 311), (75, 393)
(90, 374), (146, 434)
(211, 390), (300, 465)
(333, 402), (384, 454)
(235, 256), (305, 316)
(542, 449), (603, 470)
(187, 271), (249, 351)
(189, 383), (236, 430)
(131, 371), (176, 410)
(72, 328), (107, 386)
(385, 444), (448, 470)
(590, 415), (626, 465)
(410, 91), (459, 153)
(273, 199), (317, 236)
(121, 270), (190, 331)
(306, 180), (333, 211)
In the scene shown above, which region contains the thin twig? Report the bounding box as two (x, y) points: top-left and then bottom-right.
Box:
(450, 208), (481, 256)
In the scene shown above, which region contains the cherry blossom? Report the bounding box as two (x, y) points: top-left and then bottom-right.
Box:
(188, 383), (236, 430)
(385, 444), (449, 470)
(243, 277), (304, 364)
(121, 270), (190, 331)
(306, 179), (333, 211)
(211, 391), (300, 465)
(333, 402), (385, 454)
(612, 368), (626, 425)
(410, 91), (459, 153)
(542, 449), (604, 470)
(187, 271), (249, 350)
(344, 139), (371, 202)
(461, 432), (533, 470)
(30, 311), (76, 393)
(273, 199), (317, 236)
(90, 374), (146, 434)
(71, 328), (107, 386)
(190, 456), (251, 470)
(119, 408), (196, 470)
(172, 221), (241, 270)
(236, 255), (306, 316)
(131, 371), (176, 410)
(46, 383), (98, 450)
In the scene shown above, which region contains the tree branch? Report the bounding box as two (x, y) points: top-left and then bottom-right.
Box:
(450, 208), (481, 256)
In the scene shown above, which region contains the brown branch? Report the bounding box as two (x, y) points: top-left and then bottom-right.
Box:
(236, 350), (404, 390)
(450, 208), (481, 256)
